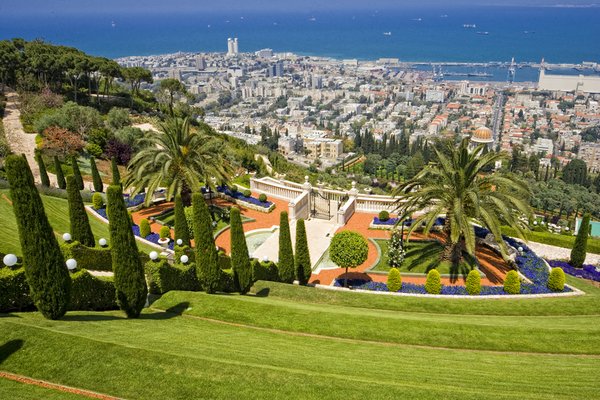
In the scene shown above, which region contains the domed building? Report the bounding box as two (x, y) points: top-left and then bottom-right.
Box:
(470, 126), (494, 150)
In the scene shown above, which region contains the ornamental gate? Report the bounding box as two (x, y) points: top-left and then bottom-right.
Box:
(311, 190), (331, 220)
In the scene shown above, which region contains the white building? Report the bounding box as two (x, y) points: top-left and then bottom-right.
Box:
(227, 38), (239, 57)
(426, 90), (445, 103)
(538, 69), (600, 94)
(532, 138), (554, 156)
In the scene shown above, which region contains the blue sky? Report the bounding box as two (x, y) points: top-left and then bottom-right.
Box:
(2, 0), (598, 14)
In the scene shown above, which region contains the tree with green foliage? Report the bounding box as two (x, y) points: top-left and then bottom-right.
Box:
(106, 184), (147, 318)
(394, 139), (531, 267)
(277, 211), (295, 283)
(66, 175), (95, 247)
(562, 159), (588, 186)
(192, 193), (220, 293)
(4, 154), (71, 320)
(465, 270), (481, 295)
(425, 269), (442, 294)
(330, 231), (369, 288)
(504, 270), (521, 294)
(570, 213), (590, 268)
(387, 268), (402, 292)
(35, 151), (50, 187)
(230, 207), (252, 294)
(54, 156), (66, 190)
(111, 156), (121, 185)
(159, 78), (188, 116)
(90, 156), (103, 193)
(70, 155), (84, 190)
(174, 194), (190, 246)
(294, 219), (312, 285)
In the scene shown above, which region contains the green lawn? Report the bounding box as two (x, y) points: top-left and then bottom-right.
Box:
(0, 189), (156, 256)
(1, 277), (599, 399)
(502, 225), (600, 254)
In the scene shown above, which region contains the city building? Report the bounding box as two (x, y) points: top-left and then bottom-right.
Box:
(470, 126), (494, 150)
(227, 38), (239, 57)
(302, 138), (343, 160)
(579, 142), (600, 172)
(426, 89), (445, 103)
(538, 69), (600, 93)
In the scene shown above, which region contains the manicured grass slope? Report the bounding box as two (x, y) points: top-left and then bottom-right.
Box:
(1, 278), (599, 399)
(0, 378), (84, 399)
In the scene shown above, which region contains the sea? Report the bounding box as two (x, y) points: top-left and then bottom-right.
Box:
(1, 6), (600, 82)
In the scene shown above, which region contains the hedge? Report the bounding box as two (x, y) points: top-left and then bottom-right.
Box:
(547, 267), (566, 292)
(60, 241), (113, 272)
(504, 270), (521, 294)
(251, 259), (280, 283)
(425, 270), (441, 294)
(465, 270), (481, 295)
(145, 259), (200, 295)
(0, 267), (34, 311)
(174, 245), (195, 263)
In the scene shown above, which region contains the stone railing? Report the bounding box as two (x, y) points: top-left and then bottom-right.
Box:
(355, 195), (399, 213)
(251, 177), (303, 200)
(337, 197), (356, 225)
(289, 191), (310, 220)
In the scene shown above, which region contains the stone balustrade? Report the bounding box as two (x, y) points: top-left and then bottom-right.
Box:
(289, 191), (310, 220)
(251, 177), (303, 200)
(337, 197), (356, 225)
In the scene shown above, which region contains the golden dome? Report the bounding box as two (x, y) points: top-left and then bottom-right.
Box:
(471, 126), (494, 143)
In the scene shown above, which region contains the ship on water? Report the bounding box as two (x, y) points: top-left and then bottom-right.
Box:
(383, 32), (392, 36)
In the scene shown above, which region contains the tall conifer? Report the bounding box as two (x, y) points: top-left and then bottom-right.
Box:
(192, 193), (220, 293)
(230, 207), (252, 293)
(71, 156), (84, 190)
(174, 194), (190, 246)
(90, 156), (103, 193)
(294, 219), (312, 285)
(66, 175), (95, 247)
(54, 156), (66, 190)
(278, 211), (295, 283)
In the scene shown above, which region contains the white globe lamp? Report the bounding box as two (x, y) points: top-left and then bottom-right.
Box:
(262, 256), (269, 263)
(66, 259), (77, 271)
(149, 251), (159, 261)
(176, 239), (183, 246)
(62, 233), (72, 242)
(3, 254), (18, 267)
(180, 255), (189, 264)
(99, 238), (108, 247)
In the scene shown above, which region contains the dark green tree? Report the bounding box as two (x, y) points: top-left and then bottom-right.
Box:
(106, 184), (147, 317)
(562, 159), (588, 186)
(294, 219), (312, 285)
(70, 155), (84, 190)
(330, 231), (369, 288)
(174, 194), (190, 246)
(90, 156), (103, 193)
(5, 154), (71, 320)
(230, 207), (252, 294)
(54, 156), (66, 190)
(111, 156), (121, 185)
(35, 150), (50, 187)
(192, 192), (220, 293)
(570, 213), (590, 268)
(278, 211), (295, 283)
(66, 175), (95, 247)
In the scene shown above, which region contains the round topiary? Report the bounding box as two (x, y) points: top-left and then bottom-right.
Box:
(243, 189), (252, 198)
(504, 270), (521, 294)
(387, 267), (402, 292)
(547, 267), (566, 292)
(378, 210), (390, 222)
(139, 219), (151, 238)
(330, 231), (369, 288)
(231, 185), (238, 193)
(92, 193), (104, 210)
(425, 269), (441, 294)
(159, 225), (171, 239)
(258, 193), (267, 203)
(465, 269), (481, 295)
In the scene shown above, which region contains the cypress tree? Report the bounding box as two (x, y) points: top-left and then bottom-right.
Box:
(570, 213), (590, 268)
(278, 211), (295, 283)
(35, 150), (50, 187)
(294, 219), (312, 285)
(66, 175), (95, 247)
(5, 155), (71, 320)
(111, 157), (121, 186)
(174, 194), (190, 246)
(71, 155), (84, 190)
(106, 184), (147, 318)
(54, 156), (66, 190)
(90, 156), (103, 193)
(192, 192), (220, 293)
(230, 207), (252, 294)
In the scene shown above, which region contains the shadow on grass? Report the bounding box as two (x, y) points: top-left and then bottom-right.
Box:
(141, 302), (191, 320)
(0, 339), (24, 364)
(254, 287), (270, 297)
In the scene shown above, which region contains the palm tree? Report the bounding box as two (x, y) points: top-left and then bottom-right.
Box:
(393, 139), (532, 266)
(125, 117), (232, 206)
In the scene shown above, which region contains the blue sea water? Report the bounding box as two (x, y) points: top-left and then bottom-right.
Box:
(1, 6), (599, 64)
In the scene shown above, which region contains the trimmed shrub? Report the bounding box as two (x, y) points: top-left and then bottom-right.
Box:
(174, 195), (191, 246)
(6, 154), (71, 319)
(278, 211), (295, 283)
(504, 270), (521, 294)
(60, 241), (112, 271)
(465, 270), (481, 295)
(547, 267), (566, 292)
(330, 230), (369, 288)
(218, 252), (232, 270)
(67, 175), (95, 247)
(386, 267), (402, 292)
(378, 210), (390, 222)
(425, 269), (442, 294)
(54, 156), (66, 190)
(192, 192), (220, 293)
(258, 193), (267, 203)
(145, 259), (200, 295)
(159, 225), (171, 239)
(111, 156), (121, 185)
(219, 268), (237, 293)
(106, 184), (147, 318)
(174, 245), (195, 263)
(231, 185), (238, 193)
(86, 143), (103, 158)
(92, 193), (104, 210)
(0, 267), (34, 312)
(139, 219), (151, 238)
(251, 259), (280, 282)
(71, 156), (84, 190)
(294, 219), (312, 285)
(69, 270), (117, 311)
(35, 150), (50, 187)
(243, 189), (252, 197)
(230, 207), (252, 294)
(570, 213), (590, 269)
(90, 156), (103, 193)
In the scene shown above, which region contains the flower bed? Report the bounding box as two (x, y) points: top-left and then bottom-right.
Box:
(217, 186), (275, 213)
(124, 193), (146, 208)
(547, 260), (600, 283)
(369, 217), (445, 230)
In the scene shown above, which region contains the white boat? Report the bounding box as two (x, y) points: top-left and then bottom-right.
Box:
(383, 32), (392, 36)
(463, 24), (477, 28)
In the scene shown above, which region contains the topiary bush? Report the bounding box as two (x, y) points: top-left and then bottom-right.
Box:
(139, 219), (151, 239)
(159, 225), (171, 240)
(66, 174), (95, 247)
(378, 210), (390, 222)
(570, 213), (590, 269)
(258, 193), (267, 203)
(465, 269), (481, 295)
(547, 267), (566, 292)
(92, 192), (104, 210)
(278, 211), (295, 283)
(386, 267), (402, 292)
(60, 241), (113, 272)
(231, 185), (238, 193)
(504, 270), (521, 294)
(174, 245), (195, 263)
(230, 207), (252, 294)
(69, 269), (117, 311)
(330, 230), (369, 288)
(251, 259), (280, 282)
(425, 269), (441, 294)
(0, 267), (34, 312)
(145, 259), (200, 295)
(243, 189), (252, 197)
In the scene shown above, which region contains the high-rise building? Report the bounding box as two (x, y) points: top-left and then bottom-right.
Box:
(255, 48), (273, 59)
(268, 60), (284, 77)
(227, 38), (239, 57)
(195, 55), (206, 71)
(311, 75), (323, 89)
(233, 38), (239, 55)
